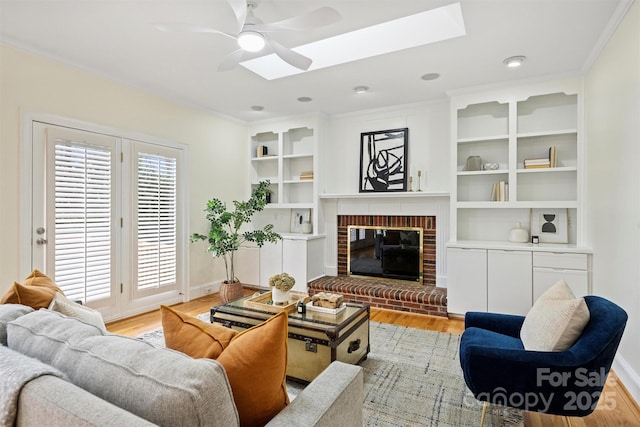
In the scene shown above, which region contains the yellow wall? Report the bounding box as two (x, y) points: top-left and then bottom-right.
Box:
(585, 1), (640, 397)
(0, 44), (248, 293)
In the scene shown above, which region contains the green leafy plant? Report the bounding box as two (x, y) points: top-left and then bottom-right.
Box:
(191, 180), (281, 283)
(268, 272), (295, 292)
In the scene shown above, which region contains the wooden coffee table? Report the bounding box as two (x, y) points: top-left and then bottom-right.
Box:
(211, 293), (370, 382)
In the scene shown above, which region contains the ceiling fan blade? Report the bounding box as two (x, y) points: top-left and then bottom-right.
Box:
(218, 48), (252, 71)
(265, 37), (312, 71)
(226, 0), (247, 33)
(154, 22), (237, 41)
(254, 7), (341, 32)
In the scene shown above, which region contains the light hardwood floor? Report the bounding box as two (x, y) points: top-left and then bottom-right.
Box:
(106, 291), (640, 427)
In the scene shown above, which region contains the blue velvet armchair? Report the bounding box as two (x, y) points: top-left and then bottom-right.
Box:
(459, 296), (627, 421)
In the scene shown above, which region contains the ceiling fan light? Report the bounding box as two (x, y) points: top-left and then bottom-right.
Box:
(238, 31), (265, 52)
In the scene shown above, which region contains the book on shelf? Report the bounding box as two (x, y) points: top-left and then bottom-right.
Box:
(524, 158), (550, 165)
(549, 146), (557, 167)
(299, 171), (314, 180)
(523, 146), (557, 169)
(256, 145), (268, 158)
(490, 181), (508, 201)
(524, 163), (550, 169)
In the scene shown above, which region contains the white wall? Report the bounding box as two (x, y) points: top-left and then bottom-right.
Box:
(323, 101), (450, 195)
(585, 1), (640, 401)
(0, 44), (248, 296)
(320, 101), (451, 281)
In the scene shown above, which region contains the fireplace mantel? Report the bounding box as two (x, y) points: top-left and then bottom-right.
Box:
(320, 191), (449, 200)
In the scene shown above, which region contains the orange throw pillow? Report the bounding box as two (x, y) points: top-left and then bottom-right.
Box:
(1, 269), (63, 308)
(161, 305), (237, 359)
(217, 311), (289, 427)
(22, 269), (63, 292)
(14, 282), (59, 309)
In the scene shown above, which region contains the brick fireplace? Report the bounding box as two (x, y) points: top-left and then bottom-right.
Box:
(336, 215), (436, 286)
(309, 193), (450, 316)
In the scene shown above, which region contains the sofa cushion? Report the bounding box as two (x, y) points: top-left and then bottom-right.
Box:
(8, 310), (239, 426)
(520, 280), (590, 351)
(0, 304), (34, 346)
(161, 304), (237, 359)
(1, 270), (64, 309)
(217, 311), (289, 427)
(48, 292), (106, 331)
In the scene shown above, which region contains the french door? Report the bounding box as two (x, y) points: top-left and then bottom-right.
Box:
(30, 121), (185, 320)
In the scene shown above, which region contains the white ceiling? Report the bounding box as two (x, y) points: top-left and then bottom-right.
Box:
(0, 0), (629, 122)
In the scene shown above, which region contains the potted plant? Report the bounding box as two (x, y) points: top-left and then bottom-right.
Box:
(268, 272), (295, 305)
(191, 180), (281, 302)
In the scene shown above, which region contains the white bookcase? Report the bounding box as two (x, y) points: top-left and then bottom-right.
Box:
(450, 79), (583, 243)
(447, 79), (592, 315)
(248, 115), (326, 290)
(249, 118), (321, 214)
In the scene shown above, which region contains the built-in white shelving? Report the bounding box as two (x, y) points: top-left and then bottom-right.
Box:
(450, 81), (584, 245)
(248, 116), (326, 290)
(447, 79), (592, 315)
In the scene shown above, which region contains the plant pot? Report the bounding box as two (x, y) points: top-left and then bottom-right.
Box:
(219, 280), (244, 303)
(271, 288), (291, 306)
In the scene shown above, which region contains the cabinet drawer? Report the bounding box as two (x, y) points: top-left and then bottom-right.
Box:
(533, 268), (589, 299)
(532, 252), (587, 270)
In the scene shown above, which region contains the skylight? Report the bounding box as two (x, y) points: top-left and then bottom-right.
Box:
(240, 2), (466, 80)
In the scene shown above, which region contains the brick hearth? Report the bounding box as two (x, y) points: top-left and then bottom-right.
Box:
(308, 276), (447, 317)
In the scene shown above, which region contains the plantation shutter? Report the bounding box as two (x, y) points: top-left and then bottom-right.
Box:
(50, 139), (114, 303)
(135, 151), (177, 290)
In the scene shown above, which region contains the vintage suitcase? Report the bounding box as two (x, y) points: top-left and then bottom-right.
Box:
(211, 295), (370, 382)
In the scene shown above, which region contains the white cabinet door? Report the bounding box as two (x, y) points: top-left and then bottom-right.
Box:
(283, 239), (308, 293)
(533, 268), (588, 300)
(487, 250), (532, 315)
(259, 240), (283, 286)
(447, 248), (487, 314)
(236, 246), (260, 286)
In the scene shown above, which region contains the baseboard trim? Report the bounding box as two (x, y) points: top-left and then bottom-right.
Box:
(613, 354), (640, 406)
(190, 280), (223, 299)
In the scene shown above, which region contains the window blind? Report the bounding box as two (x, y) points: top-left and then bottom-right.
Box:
(53, 143), (112, 303)
(136, 152), (177, 290)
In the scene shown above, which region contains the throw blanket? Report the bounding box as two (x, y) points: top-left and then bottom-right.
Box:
(0, 346), (66, 427)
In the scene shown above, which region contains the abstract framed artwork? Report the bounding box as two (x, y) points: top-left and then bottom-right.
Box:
(359, 128), (408, 192)
(290, 209), (310, 233)
(530, 208), (568, 243)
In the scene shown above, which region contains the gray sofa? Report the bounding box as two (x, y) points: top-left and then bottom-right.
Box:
(0, 304), (363, 427)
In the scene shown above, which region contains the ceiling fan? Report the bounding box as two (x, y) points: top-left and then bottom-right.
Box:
(155, 0), (341, 72)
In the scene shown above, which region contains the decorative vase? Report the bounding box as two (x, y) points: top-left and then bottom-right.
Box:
(219, 280), (244, 303)
(272, 288), (291, 306)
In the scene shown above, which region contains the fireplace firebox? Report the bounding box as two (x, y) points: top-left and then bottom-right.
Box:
(337, 215), (436, 286)
(348, 226), (423, 282)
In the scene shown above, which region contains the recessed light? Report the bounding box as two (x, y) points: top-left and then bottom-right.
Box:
(354, 86), (369, 94)
(503, 55), (526, 68)
(251, 105), (264, 111)
(421, 73), (440, 81)
(297, 97), (312, 103)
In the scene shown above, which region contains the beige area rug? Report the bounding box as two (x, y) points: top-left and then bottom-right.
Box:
(139, 314), (523, 427)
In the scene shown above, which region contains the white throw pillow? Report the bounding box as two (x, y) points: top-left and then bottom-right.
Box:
(48, 292), (106, 331)
(520, 280), (590, 351)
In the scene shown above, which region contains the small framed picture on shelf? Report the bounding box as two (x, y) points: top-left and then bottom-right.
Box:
(530, 208), (568, 243)
(290, 209), (310, 233)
